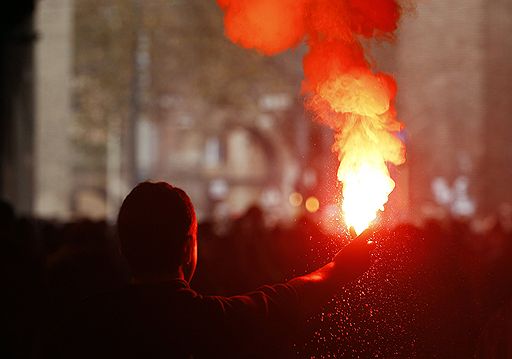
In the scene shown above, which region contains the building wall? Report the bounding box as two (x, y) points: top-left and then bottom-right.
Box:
(480, 0), (512, 214)
(396, 0), (487, 220)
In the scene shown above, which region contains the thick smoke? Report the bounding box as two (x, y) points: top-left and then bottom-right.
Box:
(217, 0), (306, 55)
(218, 0), (407, 233)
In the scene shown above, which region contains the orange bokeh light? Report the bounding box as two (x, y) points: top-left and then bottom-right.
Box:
(305, 196), (320, 213)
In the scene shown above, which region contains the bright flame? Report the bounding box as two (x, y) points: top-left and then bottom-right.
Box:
(340, 162), (395, 235)
(319, 72), (405, 235)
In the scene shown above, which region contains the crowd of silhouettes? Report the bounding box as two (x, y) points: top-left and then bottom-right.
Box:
(1, 196), (511, 358)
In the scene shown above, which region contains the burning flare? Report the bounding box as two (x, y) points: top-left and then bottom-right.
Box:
(217, 0), (407, 234)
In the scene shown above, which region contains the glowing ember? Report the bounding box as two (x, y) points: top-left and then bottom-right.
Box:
(217, 0), (407, 234)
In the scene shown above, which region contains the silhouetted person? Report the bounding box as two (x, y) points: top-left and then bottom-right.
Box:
(47, 182), (374, 358)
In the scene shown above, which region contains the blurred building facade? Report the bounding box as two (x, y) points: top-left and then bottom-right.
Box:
(396, 0), (512, 221)
(69, 0), (320, 221)
(2, 0), (512, 224)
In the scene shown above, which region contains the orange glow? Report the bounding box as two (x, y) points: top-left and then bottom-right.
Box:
(217, 0), (408, 233)
(289, 192), (303, 207)
(218, 0), (306, 55)
(320, 72), (405, 235)
(305, 196), (320, 213)
(340, 162), (395, 235)
(312, 70), (404, 234)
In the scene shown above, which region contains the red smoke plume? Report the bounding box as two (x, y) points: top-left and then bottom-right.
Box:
(218, 0), (407, 234)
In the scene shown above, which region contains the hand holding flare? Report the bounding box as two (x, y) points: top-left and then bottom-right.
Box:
(332, 227), (376, 283)
(289, 227), (376, 316)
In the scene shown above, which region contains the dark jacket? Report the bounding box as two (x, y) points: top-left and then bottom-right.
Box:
(46, 279), (303, 358)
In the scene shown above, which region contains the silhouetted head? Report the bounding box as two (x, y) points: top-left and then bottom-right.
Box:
(118, 182), (197, 282)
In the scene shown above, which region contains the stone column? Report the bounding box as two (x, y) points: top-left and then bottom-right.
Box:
(34, 0), (74, 219)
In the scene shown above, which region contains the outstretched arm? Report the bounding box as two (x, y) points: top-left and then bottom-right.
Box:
(197, 230), (375, 356)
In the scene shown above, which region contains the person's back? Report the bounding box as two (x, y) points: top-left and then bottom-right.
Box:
(45, 182), (374, 358)
(56, 279), (305, 358)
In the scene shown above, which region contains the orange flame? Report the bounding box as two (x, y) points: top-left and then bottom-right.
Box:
(317, 71), (405, 234)
(217, 0), (408, 233)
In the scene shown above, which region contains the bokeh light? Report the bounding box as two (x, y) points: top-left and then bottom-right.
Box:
(305, 196), (320, 213)
(289, 192), (303, 207)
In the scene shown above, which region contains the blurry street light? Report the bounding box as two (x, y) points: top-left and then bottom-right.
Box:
(305, 196), (320, 213)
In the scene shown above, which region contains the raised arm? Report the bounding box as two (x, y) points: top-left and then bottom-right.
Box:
(206, 230), (375, 335)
